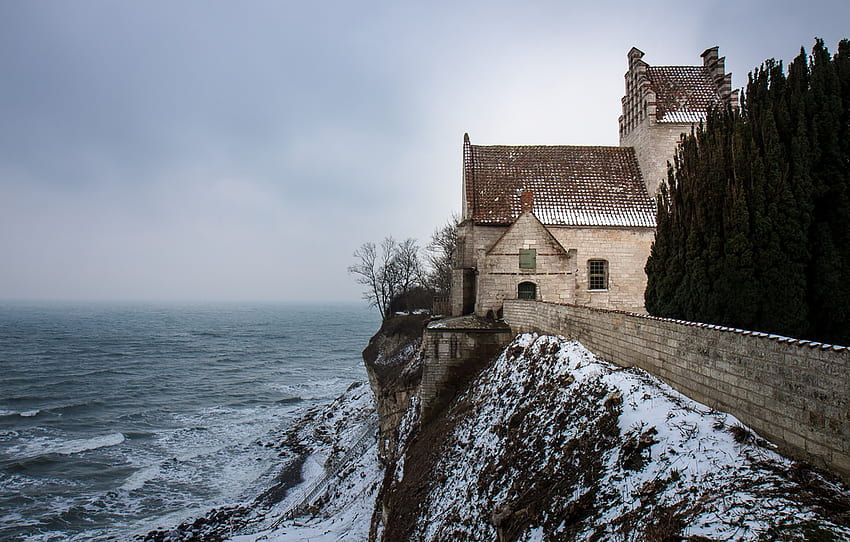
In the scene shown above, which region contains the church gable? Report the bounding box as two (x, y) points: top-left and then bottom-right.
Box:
(474, 208), (578, 315)
(486, 210), (567, 258)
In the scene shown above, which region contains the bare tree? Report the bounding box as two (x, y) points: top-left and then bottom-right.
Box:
(392, 238), (423, 294)
(424, 214), (459, 296)
(348, 237), (423, 320)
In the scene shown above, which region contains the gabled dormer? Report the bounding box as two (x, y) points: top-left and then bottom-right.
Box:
(474, 192), (577, 316)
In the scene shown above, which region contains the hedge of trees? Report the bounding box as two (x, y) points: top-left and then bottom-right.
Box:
(645, 39), (850, 345)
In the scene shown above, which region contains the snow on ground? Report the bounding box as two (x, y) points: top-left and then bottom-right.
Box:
(228, 382), (381, 542)
(400, 333), (850, 541)
(141, 381), (381, 542)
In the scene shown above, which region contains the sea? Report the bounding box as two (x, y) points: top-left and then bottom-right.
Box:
(0, 302), (380, 541)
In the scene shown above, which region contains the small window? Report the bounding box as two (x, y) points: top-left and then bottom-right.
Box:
(518, 282), (537, 299)
(588, 259), (608, 290)
(519, 249), (536, 270)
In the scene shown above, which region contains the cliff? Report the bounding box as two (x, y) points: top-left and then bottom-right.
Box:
(198, 318), (850, 542)
(369, 331), (850, 541)
(361, 313), (430, 462)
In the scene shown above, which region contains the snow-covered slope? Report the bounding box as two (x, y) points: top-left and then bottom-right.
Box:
(141, 382), (381, 542)
(229, 382), (381, 542)
(381, 334), (850, 541)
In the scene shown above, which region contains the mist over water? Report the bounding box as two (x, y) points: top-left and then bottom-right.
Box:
(0, 302), (379, 541)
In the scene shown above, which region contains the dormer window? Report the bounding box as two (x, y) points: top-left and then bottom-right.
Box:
(519, 249), (536, 270)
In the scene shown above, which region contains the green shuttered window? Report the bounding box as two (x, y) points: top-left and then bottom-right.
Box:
(519, 249), (536, 270)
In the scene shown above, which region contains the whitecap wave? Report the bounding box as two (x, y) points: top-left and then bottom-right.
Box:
(268, 377), (351, 401)
(8, 433), (126, 460)
(119, 464), (160, 492)
(0, 409), (40, 418)
(53, 433), (126, 455)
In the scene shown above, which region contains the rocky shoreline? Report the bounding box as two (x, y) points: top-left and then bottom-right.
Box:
(137, 381), (380, 542)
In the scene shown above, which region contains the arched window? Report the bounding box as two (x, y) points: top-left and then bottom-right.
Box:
(518, 281), (537, 300)
(588, 259), (608, 290)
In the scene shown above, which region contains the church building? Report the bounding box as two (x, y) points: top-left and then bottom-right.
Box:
(451, 47), (738, 317)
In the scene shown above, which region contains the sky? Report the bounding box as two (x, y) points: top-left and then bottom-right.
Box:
(1, 0), (848, 303)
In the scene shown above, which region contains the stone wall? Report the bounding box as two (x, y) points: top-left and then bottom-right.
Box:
(621, 118), (690, 197)
(503, 299), (850, 481)
(453, 222), (654, 316)
(419, 317), (513, 422)
(548, 226), (653, 313)
(476, 212), (576, 316)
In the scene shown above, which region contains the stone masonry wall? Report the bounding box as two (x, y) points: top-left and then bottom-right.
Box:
(419, 326), (513, 422)
(503, 299), (850, 482)
(455, 223), (654, 316)
(621, 118), (691, 197)
(476, 213), (576, 316)
(548, 226), (654, 314)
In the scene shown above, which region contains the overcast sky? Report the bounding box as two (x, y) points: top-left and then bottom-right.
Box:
(1, 0), (848, 303)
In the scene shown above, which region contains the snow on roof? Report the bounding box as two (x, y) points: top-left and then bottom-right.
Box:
(646, 65), (723, 122)
(464, 143), (656, 228)
(658, 110), (707, 124)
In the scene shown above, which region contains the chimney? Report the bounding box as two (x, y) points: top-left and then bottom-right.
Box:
(520, 191), (534, 213)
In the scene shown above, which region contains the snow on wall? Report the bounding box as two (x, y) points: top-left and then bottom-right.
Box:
(503, 299), (850, 483)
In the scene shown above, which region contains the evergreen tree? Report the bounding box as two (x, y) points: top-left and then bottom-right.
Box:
(645, 39), (850, 345)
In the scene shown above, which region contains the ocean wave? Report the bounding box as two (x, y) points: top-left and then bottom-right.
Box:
(119, 464), (160, 492)
(268, 377), (351, 401)
(6, 433), (126, 462)
(123, 431), (154, 440)
(0, 409), (41, 418)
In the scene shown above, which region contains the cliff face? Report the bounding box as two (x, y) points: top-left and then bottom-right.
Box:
(370, 333), (850, 541)
(361, 314), (429, 463)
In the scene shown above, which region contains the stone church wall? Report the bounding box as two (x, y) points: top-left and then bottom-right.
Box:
(453, 223), (654, 316)
(548, 226), (654, 314)
(621, 118), (691, 197)
(503, 299), (850, 482)
(475, 214), (576, 316)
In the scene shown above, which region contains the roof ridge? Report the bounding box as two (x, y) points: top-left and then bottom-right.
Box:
(648, 64), (708, 70)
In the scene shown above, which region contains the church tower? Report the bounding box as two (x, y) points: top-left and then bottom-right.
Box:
(619, 47), (738, 196)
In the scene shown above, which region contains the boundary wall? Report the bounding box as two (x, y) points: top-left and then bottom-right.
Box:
(503, 299), (850, 481)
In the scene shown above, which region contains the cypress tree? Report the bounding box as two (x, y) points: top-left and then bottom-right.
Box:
(807, 39), (849, 343)
(645, 39), (850, 344)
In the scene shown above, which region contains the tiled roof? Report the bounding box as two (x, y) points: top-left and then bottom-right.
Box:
(465, 144), (656, 228)
(646, 66), (722, 122)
